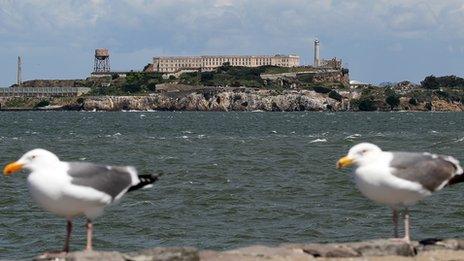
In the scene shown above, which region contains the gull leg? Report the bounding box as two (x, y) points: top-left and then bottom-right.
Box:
(392, 209), (398, 238)
(403, 208), (410, 243)
(85, 219), (93, 251)
(63, 219), (72, 252)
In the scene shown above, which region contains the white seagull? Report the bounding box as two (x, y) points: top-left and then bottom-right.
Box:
(3, 149), (161, 253)
(337, 142), (463, 242)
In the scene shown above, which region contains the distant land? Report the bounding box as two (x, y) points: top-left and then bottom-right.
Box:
(0, 64), (463, 112)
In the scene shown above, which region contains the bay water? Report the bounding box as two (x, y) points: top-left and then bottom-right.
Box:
(0, 111), (463, 259)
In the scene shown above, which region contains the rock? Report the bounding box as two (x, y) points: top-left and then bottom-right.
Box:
(285, 239), (415, 257)
(34, 251), (125, 261)
(201, 246), (314, 261)
(81, 89), (341, 112)
(30, 239), (464, 261)
(417, 238), (464, 252)
(289, 243), (359, 257)
(348, 239), (415, 257)
(416, 250), (464, 261)
(127, 247), (199, 261)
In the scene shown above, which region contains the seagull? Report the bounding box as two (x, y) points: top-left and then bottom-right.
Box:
(336, 142), (463, 242)
(3, 149), (161, 253)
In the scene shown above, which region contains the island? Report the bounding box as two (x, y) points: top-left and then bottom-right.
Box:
(0, 65), (462, 112)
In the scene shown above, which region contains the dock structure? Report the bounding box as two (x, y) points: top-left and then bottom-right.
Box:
(0, 87), (91, 97)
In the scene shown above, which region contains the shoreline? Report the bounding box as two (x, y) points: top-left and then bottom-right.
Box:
(0, 108), (461, 113)
(34, 238), (464, 260)
(1, 89), (463, 112)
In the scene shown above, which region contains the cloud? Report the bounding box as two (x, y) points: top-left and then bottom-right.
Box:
(0, 0), (463, 85)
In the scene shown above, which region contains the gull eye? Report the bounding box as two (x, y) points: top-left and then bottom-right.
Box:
(31, 155), (36, 159)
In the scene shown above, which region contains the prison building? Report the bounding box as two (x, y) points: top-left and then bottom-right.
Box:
(152, 54), (300, 73)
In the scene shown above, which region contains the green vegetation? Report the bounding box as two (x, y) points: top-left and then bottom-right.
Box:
(328, 90), (342, 101)
(4, 98), (30, 108)
(384, 88), (400, 110)
(34, 100), (50, 108)
(179, 65), (265, 87)
(260, 66), (316, 74)
(82, 65), (349, 96)
(345, 74), (464, 111)
(356, 97), (377, 111)
(313, 86), (331, 94)
(421, 75), (464, 89)
(89, 72), (164, 95)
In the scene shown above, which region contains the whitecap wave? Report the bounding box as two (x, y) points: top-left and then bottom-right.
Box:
(345, 134), (362, 140)
(310, 138), (327, 143)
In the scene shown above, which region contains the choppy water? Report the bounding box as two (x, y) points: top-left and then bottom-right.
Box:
(0, 111), (463, 259)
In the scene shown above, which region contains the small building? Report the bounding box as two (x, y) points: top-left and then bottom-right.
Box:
(0, 87), (91, 97)
(349, 80), (371, 88)
(151, 54), (300, 73)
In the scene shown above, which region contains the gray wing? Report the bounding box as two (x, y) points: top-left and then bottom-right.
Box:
(67, 162), (134, 199)
(389, 152), (458, 192)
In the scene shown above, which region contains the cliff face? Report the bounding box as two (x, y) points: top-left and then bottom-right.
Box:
(82, 90), (342, 112)
(1, 88), (462, 112)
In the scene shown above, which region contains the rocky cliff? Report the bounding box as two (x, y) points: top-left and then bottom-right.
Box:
(82, 90), (343, 112)
(1, 88), (463, 112)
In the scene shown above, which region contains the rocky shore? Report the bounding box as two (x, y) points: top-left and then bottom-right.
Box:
(34, 238), (464, 260)
(81, 88), (464, 112)
(82, 90), (344, 112)
(1, 88), (463, 112)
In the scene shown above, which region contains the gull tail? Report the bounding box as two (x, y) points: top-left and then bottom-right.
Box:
(446, 158), (464, 186)
(448, 174), (464, 186)
(128, 172), (163, 192)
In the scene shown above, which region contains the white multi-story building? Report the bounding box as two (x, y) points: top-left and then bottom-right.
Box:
(152, 54), (300, 73)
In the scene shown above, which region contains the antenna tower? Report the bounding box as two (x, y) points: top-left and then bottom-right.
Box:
(17, 56), (22, 86)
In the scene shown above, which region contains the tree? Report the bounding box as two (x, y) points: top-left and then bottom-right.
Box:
(421, 75), (439, 89)
(328, 90), (342, 101)
(357, 97), (377, 111)
(313, 86), (331, 94)
(34, 100), (50, 108)
(408, 97), (418, 106)
(385, 94), (400, 109)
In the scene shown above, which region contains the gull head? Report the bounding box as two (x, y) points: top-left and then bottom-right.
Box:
(337, 142), (382, 169)
(3, 149), (60, 175)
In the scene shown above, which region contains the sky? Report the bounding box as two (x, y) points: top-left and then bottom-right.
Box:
(0, 0), (463, 86)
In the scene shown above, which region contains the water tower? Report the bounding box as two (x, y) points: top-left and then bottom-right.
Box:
(94, 48), (110, 72)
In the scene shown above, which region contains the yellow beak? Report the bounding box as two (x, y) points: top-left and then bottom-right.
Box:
(336, 156), (354, 169)
(3, 162), (23, 176)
